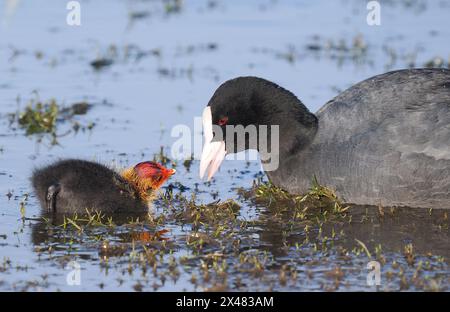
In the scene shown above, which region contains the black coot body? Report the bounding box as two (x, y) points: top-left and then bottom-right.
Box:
(32, 159), (145, 214)
(201, 68), (450, 209)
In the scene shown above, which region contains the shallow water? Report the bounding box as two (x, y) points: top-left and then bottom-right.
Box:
(0, 0), (449, 291)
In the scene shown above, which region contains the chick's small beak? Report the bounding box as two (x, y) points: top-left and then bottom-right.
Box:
(166, 168), (176, 176)
(160, 166), (176, 181)
(148, 166), (175, 190)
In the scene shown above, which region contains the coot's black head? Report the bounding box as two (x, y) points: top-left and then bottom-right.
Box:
(200, 76), (317, 180)
(200, 77), (268, 180)
(208, 77), (267, 129)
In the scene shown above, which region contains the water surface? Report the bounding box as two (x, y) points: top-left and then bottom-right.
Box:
(0, 0), (449, 291)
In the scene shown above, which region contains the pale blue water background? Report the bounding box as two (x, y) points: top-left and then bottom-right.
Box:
(0, 0), (449, 291)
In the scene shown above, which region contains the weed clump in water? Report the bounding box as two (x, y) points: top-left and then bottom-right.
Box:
(9, 96), (94, 144)
(17, 99), (58, 136)
(244, 176), (349, 215)
(165, 0), (183, 15)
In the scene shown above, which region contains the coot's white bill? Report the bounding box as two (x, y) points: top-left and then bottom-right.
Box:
(200, 106), (226, 180)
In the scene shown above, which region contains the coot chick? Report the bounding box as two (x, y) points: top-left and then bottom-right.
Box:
(32, 159), (175, 214)
(200, 68), (450, 209)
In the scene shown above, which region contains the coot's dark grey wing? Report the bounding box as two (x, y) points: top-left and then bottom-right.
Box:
(310, 69), (450, 207)
(316, 69), (450, 156)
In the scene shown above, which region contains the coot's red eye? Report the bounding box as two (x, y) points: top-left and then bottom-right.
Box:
(218, 117), (228, 126)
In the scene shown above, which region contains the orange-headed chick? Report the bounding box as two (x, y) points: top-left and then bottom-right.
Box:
(121, 161), (176, 202)
(32, 159), (175, 214)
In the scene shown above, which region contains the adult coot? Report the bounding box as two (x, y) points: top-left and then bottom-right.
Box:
(200, 69), (450, 208)
(32, 159), (175, 213)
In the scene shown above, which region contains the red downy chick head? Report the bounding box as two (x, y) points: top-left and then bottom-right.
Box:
(134, 161), (176, 190)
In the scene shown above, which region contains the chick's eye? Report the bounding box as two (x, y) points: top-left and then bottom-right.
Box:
(218, 117), (228, 126)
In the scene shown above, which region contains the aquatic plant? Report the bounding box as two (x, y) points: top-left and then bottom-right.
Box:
(17, 99), (58, 136)
(246, 176), (349, 215)
(9, 97), (94, 144)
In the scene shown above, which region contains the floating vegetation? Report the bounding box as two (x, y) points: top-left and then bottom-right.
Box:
(183, 154), (194, 172)
(128, 10), (151, 21)
(164, 0), (183, 15)
(253, 34), (369, 67)
(178, 197), (241, 226)
(153, 146), (173, 166)
(60, 102), (92, 117)
(157, 65), (194, 79)
(10, 175), (446, 292)
(16, 99), (58, 136)
(241, 176), (349, 217)
(255, 33), (449, 71)
(175, 42), (218, 56)
(8, 96), (94, 144)
(90, 58), (114, 70)
(305, 34), (369, 67)
(423, 56), (448, 69)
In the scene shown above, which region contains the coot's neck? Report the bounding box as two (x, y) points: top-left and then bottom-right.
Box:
(251, 80), (318, 168)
